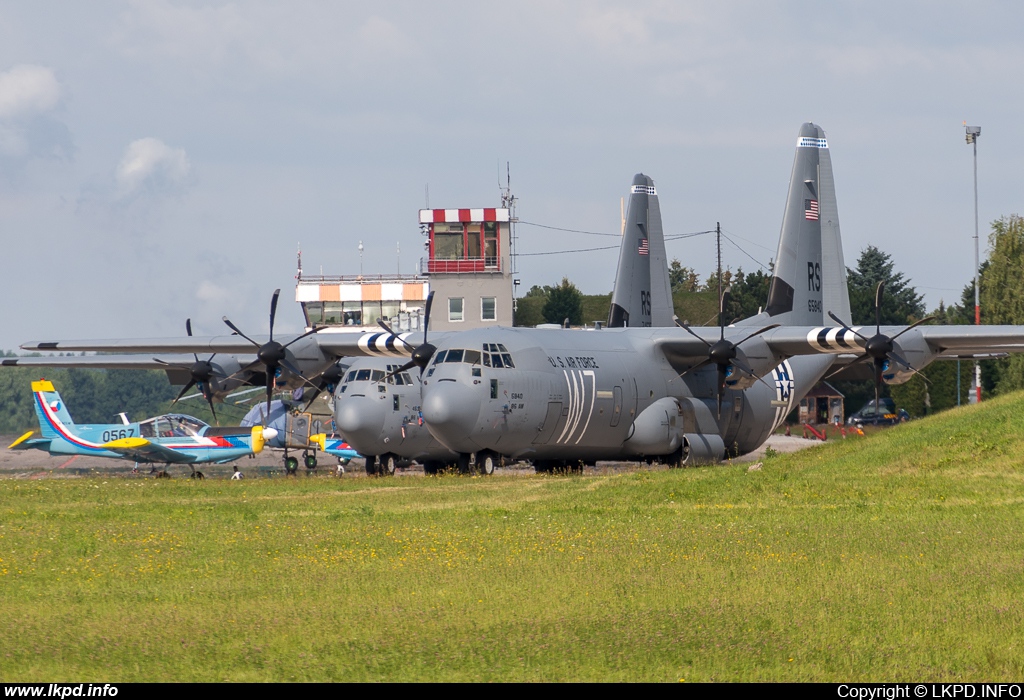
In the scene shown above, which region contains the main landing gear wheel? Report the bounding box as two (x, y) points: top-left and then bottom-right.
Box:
(476, 452), (497, 476)
(381, 453), (398, 476)
(304, 453), (317, 470)
(284, 456), (299, 474)
(364, 455), (379, 476)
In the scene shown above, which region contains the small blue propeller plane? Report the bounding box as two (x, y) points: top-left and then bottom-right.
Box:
(9, 379), (277, 472)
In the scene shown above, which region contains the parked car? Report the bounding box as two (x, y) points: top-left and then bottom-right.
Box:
(846, 398), (910, 426)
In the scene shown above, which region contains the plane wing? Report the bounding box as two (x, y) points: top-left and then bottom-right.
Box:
(760, 325), (1024, 357)
(20, 329), (444, 361)
(100, 437), (197, 464)
(2, 353), (205, 370)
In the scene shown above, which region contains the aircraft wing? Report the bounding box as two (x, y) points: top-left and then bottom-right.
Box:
(19, 330), (439, 361)
(2, 353), (204, 370)
(100, 437), (197, 464)
(760, 325), (1024, 357)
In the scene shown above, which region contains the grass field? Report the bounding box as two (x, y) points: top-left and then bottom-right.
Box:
(3, 395), (1024, 681)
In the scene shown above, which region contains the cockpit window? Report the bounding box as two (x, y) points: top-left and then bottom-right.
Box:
(345, 370), (357, 382)
(444, 349), (465, 363)
(463, 349), (481, 365)
(433, 350), (447, 365)
(355, 369), (372, 381)
(480, 344), (514, 368)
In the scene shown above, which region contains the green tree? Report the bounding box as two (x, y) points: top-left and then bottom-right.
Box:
(668, 259), (701, 293)
(979, 215), (1024, 393)
(542, 278), (584, 326)
(847, 245), (925, 325)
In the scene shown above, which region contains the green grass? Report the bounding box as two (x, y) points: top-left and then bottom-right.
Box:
(3, 395), (1024, 681)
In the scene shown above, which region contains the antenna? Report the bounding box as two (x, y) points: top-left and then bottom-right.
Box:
(425, 184), (429, 209)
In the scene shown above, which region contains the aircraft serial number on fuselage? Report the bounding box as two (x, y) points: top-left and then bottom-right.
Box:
(102, 428), (136, 441)
(546, 356), (600, 369)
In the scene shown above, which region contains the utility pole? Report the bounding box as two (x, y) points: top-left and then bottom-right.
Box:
(966, 124), (981, 403)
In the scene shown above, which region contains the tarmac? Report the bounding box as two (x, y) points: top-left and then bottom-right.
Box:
(0, 432), (828, 479)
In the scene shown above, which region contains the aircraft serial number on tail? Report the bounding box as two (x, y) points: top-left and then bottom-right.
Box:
(808, 299), (822, 313)
(547, 356), (600, 369)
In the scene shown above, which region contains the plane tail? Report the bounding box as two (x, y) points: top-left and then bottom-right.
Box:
(608, 174), (674, 327)
(760, 122), (849, 326)
(31, 379), (76, 440)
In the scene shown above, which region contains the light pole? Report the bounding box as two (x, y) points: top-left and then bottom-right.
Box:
(966, 124), (981, 402)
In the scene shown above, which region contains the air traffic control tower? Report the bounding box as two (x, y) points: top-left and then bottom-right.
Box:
(294, 205), (515, 332)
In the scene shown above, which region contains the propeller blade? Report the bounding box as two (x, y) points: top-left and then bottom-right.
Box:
(679, 324), (712, 348)
(676, 358), (713, 378)
(827, 311), (870, 343)
(376, 319), (417, 350)
(422, 291), (434, 345)
(186, 318), (199, 362)
(281, 325), (322, 350)
(824, 354), (872, 380)
(301, 386), (324, 412)
(733, 323), (780, 348)
(380, 360), (417, 383)
(171, 379), (197, 405)
(716, 365), (727, 420)
(890, 316), (936, 342)
(221, 317), (261, 348)
(874, 281), (885, 333)
(206, 394), (219, 426)
(269, 288), (281, 343)
(152, 358), (191, 370)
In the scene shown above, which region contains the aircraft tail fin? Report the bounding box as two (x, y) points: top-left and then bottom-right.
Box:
(608, 174), (674, 328)
(31, 379), (76, 440)
(761, 122), (848, 326)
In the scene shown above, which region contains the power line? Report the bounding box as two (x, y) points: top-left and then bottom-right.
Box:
(517, 220), (619, 237)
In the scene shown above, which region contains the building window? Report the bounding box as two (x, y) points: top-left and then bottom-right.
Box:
(448, 297), (464, 322)
(481, 296), (496, 321)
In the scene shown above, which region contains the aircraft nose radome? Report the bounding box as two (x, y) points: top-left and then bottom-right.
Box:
(421, 382), (481, 434)
(334, 397), (386, 447)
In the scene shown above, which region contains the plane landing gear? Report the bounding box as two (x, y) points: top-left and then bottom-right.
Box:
(381, 453), (398, 476)
(284, 456), (299, 474)
(304, 452), (317, 470)
(475, 451), (499, 476)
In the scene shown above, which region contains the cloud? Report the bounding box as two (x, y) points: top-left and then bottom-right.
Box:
(0, 64), (60, 119)
(115, 137), (191, 196)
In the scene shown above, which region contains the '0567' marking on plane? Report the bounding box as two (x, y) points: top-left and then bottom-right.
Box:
(547, 356), (600, 369)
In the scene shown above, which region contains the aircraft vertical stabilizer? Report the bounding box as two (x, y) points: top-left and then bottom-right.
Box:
(31, 379), (75, 440)
(608, 173), (673, 327)
(763, 122), (828, 327)
(816, 125), (852, 325)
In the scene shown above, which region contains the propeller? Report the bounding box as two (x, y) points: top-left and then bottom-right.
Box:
(153, 318), (223, 424)
(676, 227), (779, 419)
(300, 362), (346, 410)
(826, 281), (934, 424)
(376, 291), (436, 381)
(222, 288), (324, 421)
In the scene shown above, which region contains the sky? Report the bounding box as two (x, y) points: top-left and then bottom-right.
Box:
(1, 1), (1021, 349)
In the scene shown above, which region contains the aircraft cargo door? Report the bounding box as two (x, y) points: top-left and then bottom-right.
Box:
(533, 402), (563, 444)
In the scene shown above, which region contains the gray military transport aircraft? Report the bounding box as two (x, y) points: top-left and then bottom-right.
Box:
(14, 123), (1024, 474)
(332, 171), (678, 475)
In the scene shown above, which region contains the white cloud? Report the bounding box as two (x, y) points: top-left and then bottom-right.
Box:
(115, 137), (191, 195)
(195, 279), (231, 305)
(0, 64), (60, 119)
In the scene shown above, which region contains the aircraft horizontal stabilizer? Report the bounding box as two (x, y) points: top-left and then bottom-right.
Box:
(8, 430), (51, 451)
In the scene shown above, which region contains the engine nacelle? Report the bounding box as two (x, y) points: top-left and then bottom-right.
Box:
(680, 433), (726, 465)
(881, 334), (937, 386)
(724, 337), (779, 390)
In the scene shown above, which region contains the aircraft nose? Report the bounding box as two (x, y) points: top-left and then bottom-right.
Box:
(421, 380), (481, 451)
(334, 396), (386, 451)
(262, 427), (278, 442)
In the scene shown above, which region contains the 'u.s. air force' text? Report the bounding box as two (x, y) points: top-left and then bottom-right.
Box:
(547, 356), (600, 369)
